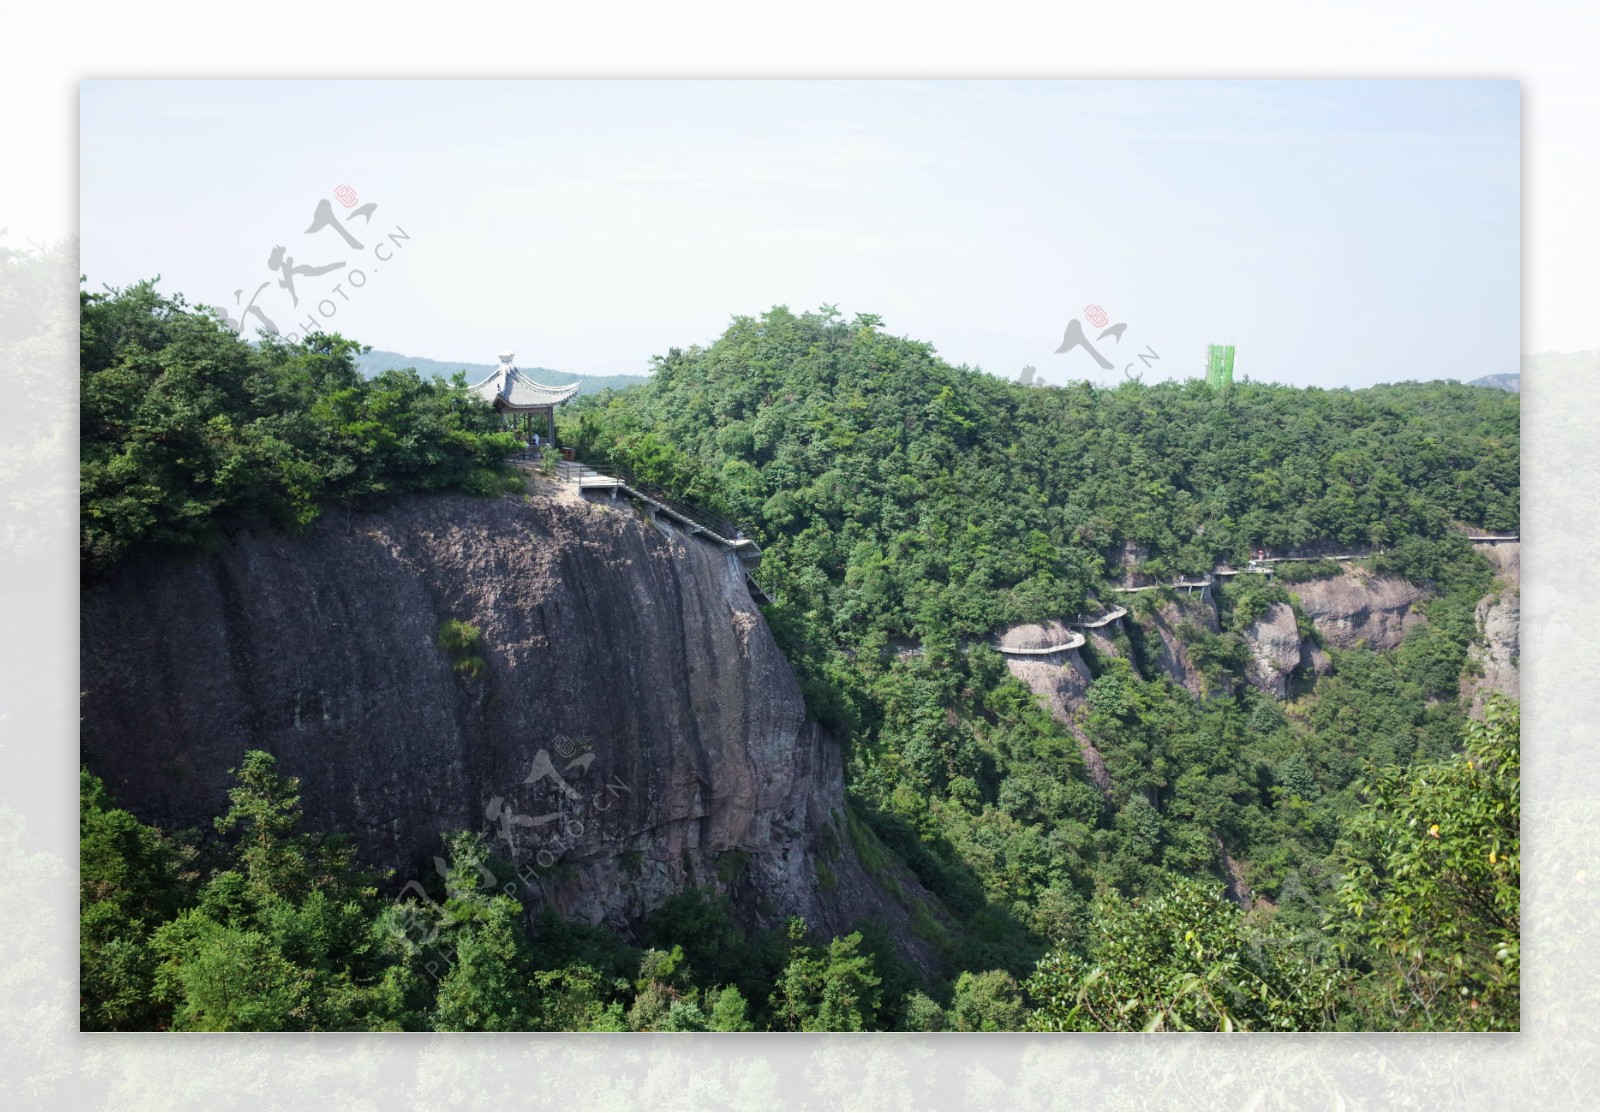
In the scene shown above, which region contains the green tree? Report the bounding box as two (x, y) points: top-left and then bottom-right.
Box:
(79, 770), (191, 1030)
(1025, 878), (1332, 1031)
(147, 752), (412, 1031)
(215, 750), (314, 902)
(423, 833), (535, 1032)
(947, 968), (1028, 1031)
(706, 985), (756, 1031)
(80, 280), (520, 576)
(1330, 696), (1519, 1030)
(900, 990), (947, 1031)
(769, 920), (883, 1032)
(151, 913), (309, 1031)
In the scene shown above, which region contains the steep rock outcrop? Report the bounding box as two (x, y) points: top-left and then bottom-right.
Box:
(1241, 603), (1304, 699)
(79, 493), (940, 968)
(1114, 541), (1157, 588)
(994, 619), (1081, 655)
(1474, 539), (1520, 583)
(1462, 588), (1520, 716)
(1462, 539), (1520, 719)
(1289, 572), (1427, 651)
(1138, 590), (1220, 697)
(1087, 625), (1128, 666)
(1301, 637), (1332, 677)
(995, 637), (1110, 793)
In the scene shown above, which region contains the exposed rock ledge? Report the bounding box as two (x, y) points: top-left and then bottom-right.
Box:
(997, 642), (1111, 793)
(1289, 572), (1427, 651)
(1241, 602), (1304, 699)
(1141, 591), (1220, 697)
(1462, 587), (1520, 716)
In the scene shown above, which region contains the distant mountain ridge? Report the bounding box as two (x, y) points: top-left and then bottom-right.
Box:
(355, 348), (646, 395)
(1466, 373), (1519, 392)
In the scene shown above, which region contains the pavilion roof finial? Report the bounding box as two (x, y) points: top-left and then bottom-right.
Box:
(468, 353), (582, 411)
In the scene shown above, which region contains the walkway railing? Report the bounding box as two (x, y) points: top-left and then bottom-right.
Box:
(552, 457), (761, 562)
(1070, 605), (1128, 629)
(995, 630), (1087, 655)
(1114, 575), (1215, 594)
(595, 463), (749, 545)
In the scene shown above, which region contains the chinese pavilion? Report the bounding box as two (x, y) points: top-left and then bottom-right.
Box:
(468, 351), (581, 447)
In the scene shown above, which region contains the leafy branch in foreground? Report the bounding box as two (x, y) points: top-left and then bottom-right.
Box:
(1328, 695), (1520, 1031)
(1024, 877), (1334, 1032)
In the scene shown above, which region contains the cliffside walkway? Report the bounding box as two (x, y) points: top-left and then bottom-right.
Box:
(1114, 575), (1214, 594)
(534, 458), (770, 601)
(996, 630), (1086, 655)
(993, 606), (1128, 656)
(1072, 605), (1129, 628)
(1123, 534), (1516, 591)
(560, 464), (756, 555)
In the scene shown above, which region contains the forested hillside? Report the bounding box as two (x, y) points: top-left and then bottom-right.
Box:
(559, 305), (1520, 1029)
(564, 306), (1516, 644)
(81, 293), (1520, 1031)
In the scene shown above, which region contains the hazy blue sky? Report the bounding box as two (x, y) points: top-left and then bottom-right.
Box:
(80, 80), (1518, 388)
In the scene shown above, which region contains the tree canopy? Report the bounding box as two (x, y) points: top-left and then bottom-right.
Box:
(80, 280), (521, 576)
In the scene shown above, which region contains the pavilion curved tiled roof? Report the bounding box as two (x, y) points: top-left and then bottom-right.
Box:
(468, 355), (581, 410)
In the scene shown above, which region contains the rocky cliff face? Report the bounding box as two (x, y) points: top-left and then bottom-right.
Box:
(1463, 589), (1520, 715)
(1289, 572), (1427, 651)
(1475, 538), (1520, 583)
(1138, 591), (1220, 697)
(995, 638), (1111, 793)
(1463, 541), (1521, 718)
(1241, 603), (1304, 699)
(80, 492), (940, 969)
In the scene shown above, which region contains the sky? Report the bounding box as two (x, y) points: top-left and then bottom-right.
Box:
(79, 79), (1519, 389)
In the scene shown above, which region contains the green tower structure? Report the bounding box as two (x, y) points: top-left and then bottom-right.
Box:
(1205, 343), (1235, 387)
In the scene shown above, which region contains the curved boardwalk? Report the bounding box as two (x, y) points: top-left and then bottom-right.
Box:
(995, 630), (1087, 655)
(1073, 605), (1128, 629)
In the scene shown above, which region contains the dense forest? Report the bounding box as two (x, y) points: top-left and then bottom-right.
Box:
(81, 291), (1520, 1031)
(80, 282), (523, 578)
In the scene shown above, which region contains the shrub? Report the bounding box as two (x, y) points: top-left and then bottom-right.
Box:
(437, 619), (482, 654)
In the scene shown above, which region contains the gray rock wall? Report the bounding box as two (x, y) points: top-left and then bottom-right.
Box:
(1289, 572), (1427, 651)
(1241, 602), (1303, 699)
(998, 645), (1111, 793)
(1140, 591), (1220, 697)
(80, 492), (940, 968)
(1463, 540), (1521, 718)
